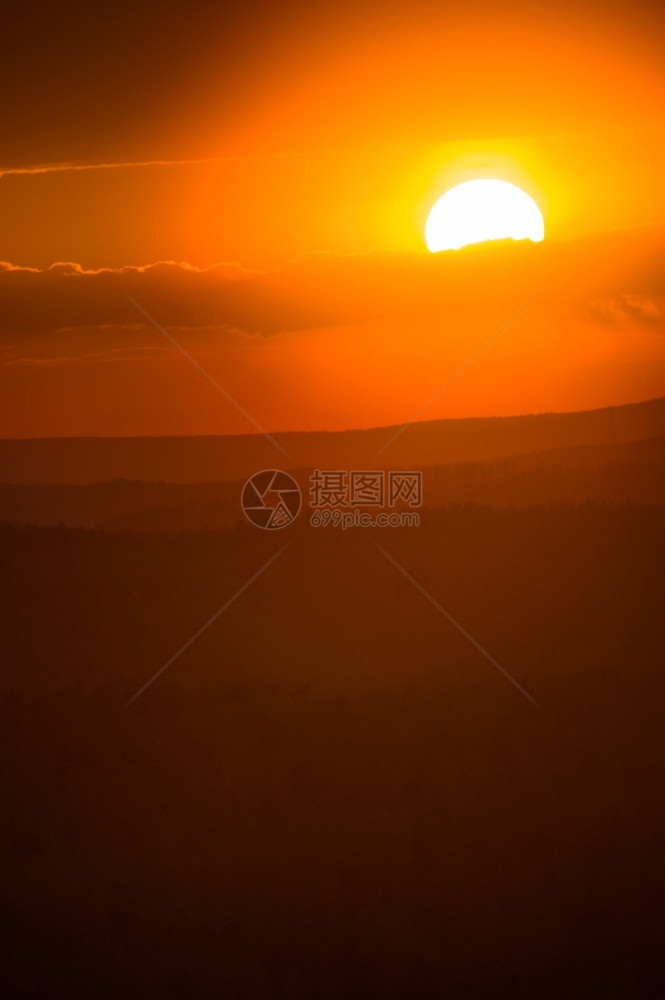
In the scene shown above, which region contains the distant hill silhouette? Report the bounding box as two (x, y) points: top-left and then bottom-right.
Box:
(1, 396), (665, 485)
(0, 480), (239, 529)
(1, 434), (664, 529)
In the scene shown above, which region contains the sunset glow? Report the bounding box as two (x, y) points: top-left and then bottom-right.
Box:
(4, 3), (665, 996)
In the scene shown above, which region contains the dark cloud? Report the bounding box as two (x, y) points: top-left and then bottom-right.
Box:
(2, 226), (665, 339)
(0, 243), (547, 337)
(584, 294), (664, 328)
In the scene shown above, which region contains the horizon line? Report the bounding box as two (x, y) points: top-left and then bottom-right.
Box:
(0, 394), (663, 443)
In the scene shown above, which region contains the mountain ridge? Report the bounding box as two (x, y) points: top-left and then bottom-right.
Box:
(1, 396), (664, 485)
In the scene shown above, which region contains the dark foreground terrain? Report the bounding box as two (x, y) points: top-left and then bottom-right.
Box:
(2, 502), (665, 998)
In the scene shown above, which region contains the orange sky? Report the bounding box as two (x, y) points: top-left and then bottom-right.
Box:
(1, 0), (665, 437)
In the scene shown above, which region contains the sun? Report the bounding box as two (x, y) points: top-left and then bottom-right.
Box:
(425, 179), (544, 252)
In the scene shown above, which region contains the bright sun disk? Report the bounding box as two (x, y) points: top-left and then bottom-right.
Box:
(425, 179), (544, 252)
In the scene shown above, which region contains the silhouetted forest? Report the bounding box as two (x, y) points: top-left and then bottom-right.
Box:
(1, 434), (664, 531)
(2, 501), (665, 998)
